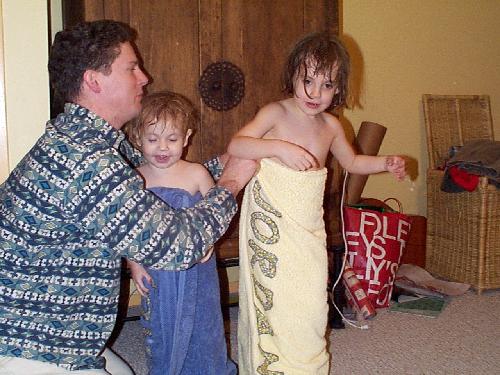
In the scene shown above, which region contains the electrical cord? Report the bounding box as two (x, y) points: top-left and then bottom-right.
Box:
(330, 171), (369, 330)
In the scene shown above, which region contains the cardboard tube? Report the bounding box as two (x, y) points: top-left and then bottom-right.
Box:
(346, 121), (387, 204)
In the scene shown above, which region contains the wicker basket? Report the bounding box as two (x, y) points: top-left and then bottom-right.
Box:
(423, 94), (500, 293)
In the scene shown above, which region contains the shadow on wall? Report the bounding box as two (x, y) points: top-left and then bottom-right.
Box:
(336, 34), (364, 144)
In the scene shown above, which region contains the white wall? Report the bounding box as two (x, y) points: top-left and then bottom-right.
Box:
(0, 1), (8, 181)
(2, 0), (49, 171)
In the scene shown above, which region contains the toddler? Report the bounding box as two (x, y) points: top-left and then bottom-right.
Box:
(127, 91), (236, 375)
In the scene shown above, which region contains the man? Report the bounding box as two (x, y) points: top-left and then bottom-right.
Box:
(0, 20), (255, 374)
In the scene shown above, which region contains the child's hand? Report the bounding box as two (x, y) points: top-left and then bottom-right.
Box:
(200, 246), (215, 263)
(127, 259), (152, 297)
(278, 142), (318, 171)
(385, 156), (406, 181)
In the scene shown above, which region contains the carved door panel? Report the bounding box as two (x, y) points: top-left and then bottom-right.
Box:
(63, 0), (341, 259)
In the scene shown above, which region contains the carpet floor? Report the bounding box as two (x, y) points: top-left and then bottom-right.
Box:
(111, 289), (500, 374)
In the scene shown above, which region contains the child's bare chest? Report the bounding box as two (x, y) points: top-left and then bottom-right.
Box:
(265, 120), (334, 167)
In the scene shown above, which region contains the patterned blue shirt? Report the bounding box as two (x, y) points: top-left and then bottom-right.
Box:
(0, 103), (236, 370)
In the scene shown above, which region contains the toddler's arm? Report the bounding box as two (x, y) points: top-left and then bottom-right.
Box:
(127, 259), (152, 297)
(329, 119), (406, 180)
(228, 103), (318, 171)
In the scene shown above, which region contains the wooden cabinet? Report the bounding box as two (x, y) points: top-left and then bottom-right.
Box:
(63, 0), (343, 262)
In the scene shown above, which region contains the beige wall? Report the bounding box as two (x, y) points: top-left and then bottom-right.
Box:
(1, 0), (49, 175)
(342, 0), (500, 216)
(0, 2), (8, 182)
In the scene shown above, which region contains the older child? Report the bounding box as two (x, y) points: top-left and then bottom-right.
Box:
(126, 92), (236, 375)
(228, 33), (405, 374)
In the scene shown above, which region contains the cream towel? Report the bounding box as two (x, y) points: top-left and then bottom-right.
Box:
(238, 158), (329, 375)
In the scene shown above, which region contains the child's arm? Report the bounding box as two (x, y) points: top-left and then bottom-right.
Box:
(197, 164), (216, 197)
(126, 259), (152, 297)
(228, 103), (318, 171)
(329, 119), (406, 180)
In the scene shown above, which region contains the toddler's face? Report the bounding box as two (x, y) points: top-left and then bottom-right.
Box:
(139, 120), (191, 170)
(293, 62), (338, 116)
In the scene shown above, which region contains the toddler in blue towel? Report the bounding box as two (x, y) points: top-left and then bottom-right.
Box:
(126, 91), (237, 375)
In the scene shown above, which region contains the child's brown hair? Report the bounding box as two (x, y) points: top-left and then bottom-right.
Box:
(283, 32), (350, 109)
(126, 91), (197, 149)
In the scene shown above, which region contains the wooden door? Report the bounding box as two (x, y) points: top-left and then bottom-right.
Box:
(62, 0), (342, 260)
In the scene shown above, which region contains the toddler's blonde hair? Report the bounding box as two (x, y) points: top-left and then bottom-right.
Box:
(126, 91), (197, 149)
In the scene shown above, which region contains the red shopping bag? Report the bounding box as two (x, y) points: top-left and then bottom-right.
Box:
(343, 199), (411, 308)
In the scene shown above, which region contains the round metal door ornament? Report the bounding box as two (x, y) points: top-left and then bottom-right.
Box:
(198, 61), (245, 111)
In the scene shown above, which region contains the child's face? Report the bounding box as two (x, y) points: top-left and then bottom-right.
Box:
(139, 119), (192, 170)
(293, 62), (338, 116)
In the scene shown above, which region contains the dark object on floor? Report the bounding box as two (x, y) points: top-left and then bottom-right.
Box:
(120, 265), (141, 322)
(328, 245), (346, 329)
(389, 296), (448, 318)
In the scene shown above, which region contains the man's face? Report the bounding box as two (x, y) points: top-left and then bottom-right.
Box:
(96, 42), (148, 128)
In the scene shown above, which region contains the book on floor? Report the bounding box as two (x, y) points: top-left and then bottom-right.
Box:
(389, 296), (448, 318)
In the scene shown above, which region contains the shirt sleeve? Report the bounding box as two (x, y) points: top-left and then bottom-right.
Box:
(118, 138), (144, 168)
(203, 155), (223, 181)
(72, 151), (237, 271)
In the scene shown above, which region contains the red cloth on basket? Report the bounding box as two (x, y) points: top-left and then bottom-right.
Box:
(448, 166), (479, 192)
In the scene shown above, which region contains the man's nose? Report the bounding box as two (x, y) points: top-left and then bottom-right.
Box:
(137, 68), (149, 86)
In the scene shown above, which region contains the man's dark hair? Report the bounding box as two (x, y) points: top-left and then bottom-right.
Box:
(48, 20), (136, 103)
(283, 32), (350, 109)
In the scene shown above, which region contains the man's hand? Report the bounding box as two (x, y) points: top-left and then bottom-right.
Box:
(217, 156), (258, 197)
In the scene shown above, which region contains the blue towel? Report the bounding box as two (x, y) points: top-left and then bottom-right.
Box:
(141, 187), (237, 375)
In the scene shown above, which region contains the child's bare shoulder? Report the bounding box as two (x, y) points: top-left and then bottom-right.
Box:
(183, 161), (213, 183)
(258, 100), (288, 119)
(183, 161), (215, 193)
(182, 160), (209, 175)
(322, 111), (343, 132)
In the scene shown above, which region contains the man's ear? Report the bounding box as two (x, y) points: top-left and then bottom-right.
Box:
(82, 70), (101, 94)
(184, 129), (193, 146)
